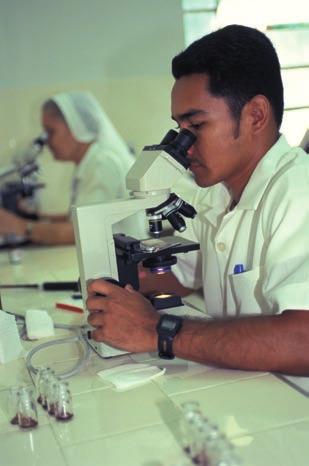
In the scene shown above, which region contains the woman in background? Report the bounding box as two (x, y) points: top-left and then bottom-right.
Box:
(0, 91), (135, 245)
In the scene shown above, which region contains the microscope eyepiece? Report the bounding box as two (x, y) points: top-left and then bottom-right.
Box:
(160, 129), (178, 145)
(33, 132), (48, 147)
(172, 129), (196, 153)
(164, 128), (196, 169)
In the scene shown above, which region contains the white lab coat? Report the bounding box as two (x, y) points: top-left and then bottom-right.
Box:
(174, 135), (309, 317)
(71, 142), (148, 238)
(70, 142), (134, 207)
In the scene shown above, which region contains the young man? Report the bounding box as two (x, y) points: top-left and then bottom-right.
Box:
(86, 25), (309, 375)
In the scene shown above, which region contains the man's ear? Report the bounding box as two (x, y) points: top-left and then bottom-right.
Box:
(245, 95), (270, 135)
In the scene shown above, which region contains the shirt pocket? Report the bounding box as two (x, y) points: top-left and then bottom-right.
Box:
(229, 266), (261, 315)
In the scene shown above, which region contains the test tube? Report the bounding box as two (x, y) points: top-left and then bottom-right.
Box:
(17, 386), (38, 428)
(54, 381), (74, 421)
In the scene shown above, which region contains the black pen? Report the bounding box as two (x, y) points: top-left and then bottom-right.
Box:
(71, 293), (83, 299)
(0, 281), (79, 291)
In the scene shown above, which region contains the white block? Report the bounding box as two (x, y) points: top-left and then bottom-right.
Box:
(25, 309), (55, 340)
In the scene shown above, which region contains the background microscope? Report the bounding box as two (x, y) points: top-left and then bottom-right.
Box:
(0, 133), (47, 247)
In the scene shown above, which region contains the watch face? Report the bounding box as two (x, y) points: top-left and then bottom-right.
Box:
(159, 315), (182, 334)
(161, 319), (178, 331)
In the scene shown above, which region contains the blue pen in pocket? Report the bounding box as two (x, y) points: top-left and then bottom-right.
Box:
(233, 264), (246, 274)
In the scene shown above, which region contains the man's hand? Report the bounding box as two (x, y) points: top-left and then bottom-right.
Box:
(0, 208), (26, 236)
(86, 279), (160, 353)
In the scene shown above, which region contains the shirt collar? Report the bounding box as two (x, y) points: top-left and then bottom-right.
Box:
(197, 184), (230, 227)
(237, 134), (291, 210)
(198, 134), (292, 225)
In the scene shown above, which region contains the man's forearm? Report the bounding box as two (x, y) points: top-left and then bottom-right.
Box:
(173, 310), (309, 375)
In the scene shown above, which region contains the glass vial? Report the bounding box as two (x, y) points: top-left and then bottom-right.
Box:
(180, 400), (203, 457)
(54, 381), (74, 421)
(7, 385), (22, 425)
(17, 386), (38, 428)
(36, 367), (52, 409)
(47, 377), (60, 416)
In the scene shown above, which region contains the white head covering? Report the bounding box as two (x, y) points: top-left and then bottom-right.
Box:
(50, 91), (130, 155)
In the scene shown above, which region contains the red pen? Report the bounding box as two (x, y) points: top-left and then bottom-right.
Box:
(55, 300), (83, 313)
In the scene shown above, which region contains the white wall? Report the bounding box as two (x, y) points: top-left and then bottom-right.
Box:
(0, 0), (185, 212)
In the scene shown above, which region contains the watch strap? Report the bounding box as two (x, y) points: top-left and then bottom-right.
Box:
(158, 333), (175, 360)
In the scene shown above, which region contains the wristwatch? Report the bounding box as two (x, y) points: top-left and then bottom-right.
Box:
(156, 314), (183, 359)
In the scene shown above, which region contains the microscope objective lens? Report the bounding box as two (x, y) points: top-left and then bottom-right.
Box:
(149, 219), (162, 237)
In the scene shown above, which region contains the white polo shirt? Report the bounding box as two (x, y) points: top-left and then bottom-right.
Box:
(174, 135), (309, 317)
(71, 142), (134, 207)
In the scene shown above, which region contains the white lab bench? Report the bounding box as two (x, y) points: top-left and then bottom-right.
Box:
(0, 245), (308, 466)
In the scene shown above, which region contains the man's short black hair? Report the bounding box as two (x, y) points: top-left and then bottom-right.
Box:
(172, 24), (284, 128)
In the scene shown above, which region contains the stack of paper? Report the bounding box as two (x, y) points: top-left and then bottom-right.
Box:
(0, 310), (24, 363)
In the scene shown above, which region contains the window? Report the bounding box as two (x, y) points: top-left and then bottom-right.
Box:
(267, 23), (309, 145)
(182, 0), (219, 46)
(182, 0), (309, 145)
